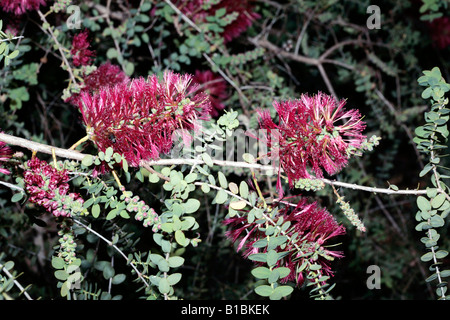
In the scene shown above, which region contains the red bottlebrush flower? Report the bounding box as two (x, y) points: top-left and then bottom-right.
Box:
(258, 92), (366, 186)
(429, 17), (450, 49)
(78, 70), (211, 167)
(71, 30), (95, 67)
(23, 158), (84, 217)
(0, 140), (12, 175)
(66, 62), (128, 105)
(0, 0), (45, 15)
(224, 198), (346, 287)
(83, 62), (128, 93)
(177, 0), (260, 42)
(193, 70), (228, 117)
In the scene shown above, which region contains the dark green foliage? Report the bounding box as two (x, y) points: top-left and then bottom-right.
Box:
(1, 0), (450, 301)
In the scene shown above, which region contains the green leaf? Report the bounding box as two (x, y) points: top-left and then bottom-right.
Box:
(184, 172), (197, 183)
(421, 252), (434, 262)
(268, 268), (280, 284)
(270, 285), (294, 300)
(149, 173), (160, 183)
(215, 7), (227, 18)
(11, 192), (23, 203)
(228, 182), (239, 194)
(158, 278), (171, 294)
(426, 273), (438, 283)
(276, 267), (291, 279)
(81, 155), (94, 167)
(266, 249), (278, 267)
(2, 261), (14, 271)
(229, 200), (246, 210)
(168, 256), (185, 268)
(417, 196), (431, 212)
(122, 158), (129, 172)
(184, 199), (200, 213)
(201, 183), (210, 193)
(92, 204), (100, 218)
(252, 239), (268, 248)
(436, 250), (448, 259)
(60, 282), (70, 297)
(202, 153), (214, 167)
(149, 254), (164, 265)
(427, 188), (438, 198)
(106, 209), (118, 220)
(218, 171), (228, 188)
(175, 230), (188, 246)
(103, 264), (115, 279)
(432, 194), (446, 209)
(54, 270), (69, 281)
(106, 47), (118, 59)
(8, 49), (19, 60)
(239, 181), (249, 199)
(51, 257), (65, 270)
(111, 274), (126, 285)
(120, 210), (130, 219)
(157, 259), (170, 272)
(251, 266), (271, 279)
(248, 253), (267, 263)
(431, 215), (445, 227)
(254, 285), (273, 297)
(214, 189), (228, 204)
(439, 270), (450, 278)
(167, 273), (182, 285)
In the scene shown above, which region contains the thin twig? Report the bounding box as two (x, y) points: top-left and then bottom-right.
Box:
(71, 218), (149, 287)
(0, 132), (428, 196)
(37, 10), (77, 85)
(0, 133), (86, 161)
(320, 178), (427, 195)
(0, 262), (33, 300)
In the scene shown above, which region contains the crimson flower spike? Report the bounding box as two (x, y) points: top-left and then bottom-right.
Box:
(258, 92), (366, 187)
(78, 70), (211, 167)
(224, 197), (346, 287)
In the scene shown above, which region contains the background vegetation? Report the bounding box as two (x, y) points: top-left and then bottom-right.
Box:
(1, 0), (450, 300)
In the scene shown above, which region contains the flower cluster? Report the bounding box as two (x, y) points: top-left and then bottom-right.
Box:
(71, 30), (95, 67)
(23, 158), (84, 217)
(258, 92), (366, 186)
(57, 221), (77, 263)
(83, 62), (128, 93)
(66, 62), (128, 106)
(429, 16), (450, 49)
(177, 0), (260, 42)
(0, 0), (45, 15)
(0, 140), (12, 175)
(224, 198), (346, 287)
(336, 196), (366, 232)
(120, 188), (161, 232)
(78, 70), (211, 167)
(193, 70), (228, 117)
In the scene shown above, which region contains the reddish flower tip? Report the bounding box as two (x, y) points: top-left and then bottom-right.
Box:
(78, 70), (211, 167)
(71, 30), (95, 67)
(177, 0), (260, 42)
(258, 92), (366, 185)
(224, 198), (346, 287)
(193, 70), (228, 117)
(0, 0), (46, 15)
(66, 61), (129, 105)
(0, 139), (13, 175)
(429, 16), (450, 49)
(24, 158), (83, 217)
